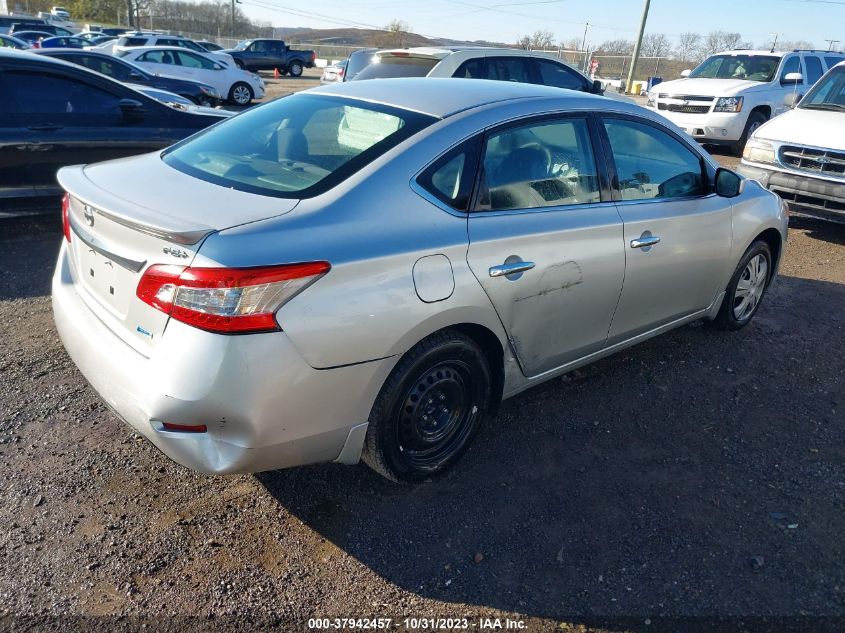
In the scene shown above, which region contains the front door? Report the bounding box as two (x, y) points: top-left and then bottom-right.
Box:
(599, 116), (733, 345)
(0, 71), (33, 199)
(466, 115), (625, 377)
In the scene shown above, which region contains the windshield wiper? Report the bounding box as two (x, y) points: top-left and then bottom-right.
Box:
(802, 103), (845, 112)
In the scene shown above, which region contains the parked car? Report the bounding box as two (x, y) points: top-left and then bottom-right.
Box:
(128, 84), (233, 118)
(113, 32), (234, 66)
(738, 61), (845, 223)
(351, 47), (624, 101)
(12, 30), (54, 46)
(52, 77), (787, 481)
(0, 50), (228, 202)
(0, 15), (44, 34)
(646, 49), (845, 155)
(35, 49), (223, 106)
(38, 35), (95, 49)
(196, 40), (223, 52)
(320, 59), (347, 84)
(118, 46), (265, 105)
(344, 47), (377, 81)
(10, 22), (73, 36)
(224, 38), (315, 76)
(51, 6), (71, 19)
(0, 33), (29, 49)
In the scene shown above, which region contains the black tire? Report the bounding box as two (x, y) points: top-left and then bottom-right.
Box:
(288, 60), (304, 77)
(731, 111), (767, 157)
(362, 330), (493, 483)
(708, 240), (772, 331)
(228, 82), (253, 106)
(195, 95), (213, 107)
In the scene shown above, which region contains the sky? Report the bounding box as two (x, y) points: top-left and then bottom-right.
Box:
(237, 0), (844, 49)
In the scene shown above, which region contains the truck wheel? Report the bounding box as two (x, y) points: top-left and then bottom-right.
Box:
(288, 61), (304, 77)
(731, 111), (767, 157)
(228, 82), (253, 106)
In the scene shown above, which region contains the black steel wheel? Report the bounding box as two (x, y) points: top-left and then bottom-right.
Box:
(363, 330), (493, 482)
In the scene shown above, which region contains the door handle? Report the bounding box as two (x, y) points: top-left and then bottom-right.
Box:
(630, 235), (661, 249)
(489, 261), (536, 278)
(28, 124), (63, 132)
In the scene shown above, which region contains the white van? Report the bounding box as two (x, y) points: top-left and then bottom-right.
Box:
(646, 49), (845, 155)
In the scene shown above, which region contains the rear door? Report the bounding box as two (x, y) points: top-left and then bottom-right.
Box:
(0, 69), (34, 198)
(466, 114), (625, 377)
(3, 65), (176, 194)
(598, 115), (732, 344)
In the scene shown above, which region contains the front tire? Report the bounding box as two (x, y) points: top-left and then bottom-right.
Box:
(362, 330), (493, 483)
(288, 61), (304, 77)
(708, 240), (772, 331)
(228, 82), (253, 106)
(731, 111), (767, 157)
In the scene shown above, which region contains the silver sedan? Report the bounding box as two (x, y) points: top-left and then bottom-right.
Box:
(53, 78), (788, 482)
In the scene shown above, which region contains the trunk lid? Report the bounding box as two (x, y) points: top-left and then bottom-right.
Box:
(57, 153), (299, 356)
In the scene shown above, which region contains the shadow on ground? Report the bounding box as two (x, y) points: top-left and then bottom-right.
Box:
(257, 274), (845, 621)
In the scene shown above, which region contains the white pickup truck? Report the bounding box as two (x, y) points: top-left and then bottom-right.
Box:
(738, 61), (845, 224)
(646, 49), (845, 155)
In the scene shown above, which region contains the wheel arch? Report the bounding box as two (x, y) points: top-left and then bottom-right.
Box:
(754, 227), (783, 285)
(750, 104), (771, 120)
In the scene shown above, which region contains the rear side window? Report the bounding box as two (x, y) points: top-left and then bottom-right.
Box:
(5, 71), (121, 118)
(474, 118), (600, 212)
(535, 59), (586, 91)
(603, 119), (705, 201)
(454, 58), (485, 79)
(353, 56), (438, 80)
(486, 57), (532, 83)
(163, 94), (436, 198)
(118, 36), (148, 47)
(417, 137), (482, 212)
(804, 56), (823, 84)
(138, 50), (177, 65)
(825, 56), (844, 70)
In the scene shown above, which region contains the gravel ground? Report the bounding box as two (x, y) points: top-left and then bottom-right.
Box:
(1, 119), (844, 631)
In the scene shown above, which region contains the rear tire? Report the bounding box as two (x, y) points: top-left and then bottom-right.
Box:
(707, 240), (772, 331)
(288, 61), (304, 77)
(362, 330), (492, 483)
(731, 111), (767, 157)
(228, 82), (253, 106)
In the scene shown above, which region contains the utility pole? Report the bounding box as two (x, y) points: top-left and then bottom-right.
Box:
(825, 39), (841, 52)
(580, 22), (591, 72)
(625, 0), (650, 94)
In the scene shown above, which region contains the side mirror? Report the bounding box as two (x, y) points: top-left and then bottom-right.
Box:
(782, 72), (803, 86)
(213, 63), (224, 70)
(715, 168), (745, 198)
(783, 92), (802, 109)
(118, 98), (145, 119)
(590, 79), (604, 94)
(681, 69), (691, 78)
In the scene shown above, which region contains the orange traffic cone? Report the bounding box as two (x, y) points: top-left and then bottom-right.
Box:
(273, 68), (280, 79)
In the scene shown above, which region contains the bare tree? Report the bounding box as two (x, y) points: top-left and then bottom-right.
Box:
(516, 29), (555, 50)
(778, 39), (815, 51)
(640, 32), (671, 58)
(515, 35), (531, 50)
(700, 31), (744, 58)
(676, 32), (702, 62)
(380, 19), (412, 48)
(597, 38), (634, 55)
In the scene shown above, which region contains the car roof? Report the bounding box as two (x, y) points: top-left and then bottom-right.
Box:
(375, 46), (569, 59)
(713, 49), (786, 57)
(311, 76), (622, 118)
(120, 45), (206, 54)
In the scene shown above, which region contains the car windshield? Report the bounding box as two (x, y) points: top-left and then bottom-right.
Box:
(799, 65), (845, 111)
(162, 94), (437, 198)
(232, 39), (252, 51)
(352, 55), (439, 80)
(688, 54), (780, 82)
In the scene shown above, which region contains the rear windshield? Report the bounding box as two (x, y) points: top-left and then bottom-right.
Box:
(800, 66), (845, 112)
(345, 50), (375, 80)
(162, 94), (437, 198)
(689, 54), (780, 82)
(352, 56), (439, 80)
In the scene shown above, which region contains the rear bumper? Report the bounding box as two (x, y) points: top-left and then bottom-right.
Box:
(737, 163), (845, 224)
(651, 107), (746, 143)
(52, 242), (392, 474)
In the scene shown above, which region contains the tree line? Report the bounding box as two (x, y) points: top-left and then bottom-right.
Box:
(515, 29), (819, 63)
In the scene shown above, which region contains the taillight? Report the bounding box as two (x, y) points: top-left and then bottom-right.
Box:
(311, 51), (316, 62)
(338, 68), (344, 77)
(61, 193), (71, 242)
(136, 262), (330, 334)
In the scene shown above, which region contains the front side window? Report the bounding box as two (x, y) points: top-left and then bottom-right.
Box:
(804, 56), (823, 84)
(603, 119), (705, 201)
(163, 94), (436, 198)
(779, 56), (803, 84)
(485, 57), (532, 83)
(689, 54), (780, 82)
(535, 59), (586, 91)
(175, 50), (215, 69)
(474, 118), (600, 212)
(5, 71), (121, 118)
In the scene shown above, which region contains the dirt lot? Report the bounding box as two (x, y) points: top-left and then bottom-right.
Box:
(1, 80), (844, 632)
